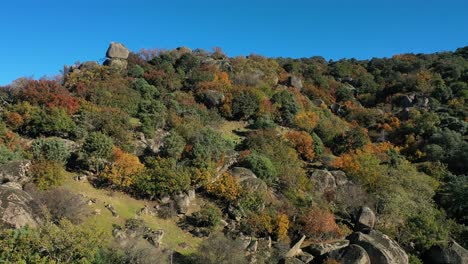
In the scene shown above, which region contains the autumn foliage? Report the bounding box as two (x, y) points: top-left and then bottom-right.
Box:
(207, 172), (241, 202)
(300, 206), (342, 242)
(285, 130), (315, 161)
(101, 147), (144, 188)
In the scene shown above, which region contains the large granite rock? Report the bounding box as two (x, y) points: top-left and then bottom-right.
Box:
(304, 240), (349, 256)
(106, 42), (130, 59)
(355, 206), (376, 231)
(423, 239), (468, 264)
(0, 182), (38, 228)
(348, 230), (408, 264)
(326, 244), (371, 264)
(310, 170), (337, 193)
(0, 160), (31, 184)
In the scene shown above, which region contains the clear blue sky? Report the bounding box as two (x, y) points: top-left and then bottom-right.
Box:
(1, 0), (467, 85)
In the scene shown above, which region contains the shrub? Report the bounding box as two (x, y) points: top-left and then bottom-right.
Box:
(240, 153), (278, 185)
(232, 91), (260, 120)
(300, 206), (342, 242)
(161, 130), (186, 159)
(193, 233), (248, 264)
(81, 132), (114, 172)
(31, 138), (70, 164)
(285, 130), (315, 161)
(207, 172), (241, 202)
(101, 147), (144, 189)
(192, 203), (222, 228)
(31, 161), (67, 190)
(133, 158), (190, 199)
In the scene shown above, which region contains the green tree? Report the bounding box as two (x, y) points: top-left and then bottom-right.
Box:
(31, 138), (70, 164)
(81, 132), (114, 172)
(232, 91), (260, 120)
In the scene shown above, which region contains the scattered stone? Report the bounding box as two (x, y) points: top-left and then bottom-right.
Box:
(312, 99), (325, 107)
(247, 240), (258, 253)
(93, 209), (101, 215)
(285, 235), (306, 258)
(355, 206), (376, 231)
(105, 203), (119, 218)
(304, 240), (350, 256)
(87, 198), (96, 205)
(144, 229), (165, 248)
(348, 230), (408, 264)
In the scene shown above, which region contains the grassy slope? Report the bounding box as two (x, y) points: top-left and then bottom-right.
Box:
(63, 177), (203, 255)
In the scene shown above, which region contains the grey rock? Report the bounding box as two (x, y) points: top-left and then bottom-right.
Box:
(144, 229), (164, 248)
(297, 251), (314, 263)
(288, 76), (303, 90)
(326, 244), (371, 264)
(348, 230), (408, 264)
(285, 235), (306, 258)
(201, 89), (225, 107)
(355, 206), (376, 231)
(284, 257), (305, 264)
(312, 99), (325, 107)
(0, 183), (38, 228)
(106, 42), (130, 59)
(174, 193), (191, 214)
(423, 239), (468, 264)
(310, 170), (337, 193)
(304, 240), (349, 256)
(331, 170), (348, 186)
(0, 160), (31, 184)
(103, 58), (128, 69)
(229, 167), (257, 181)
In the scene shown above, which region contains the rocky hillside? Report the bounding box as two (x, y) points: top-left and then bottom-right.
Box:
(0, 42), (467, 264)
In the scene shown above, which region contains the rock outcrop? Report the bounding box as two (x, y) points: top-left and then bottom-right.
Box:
(348, 230), (408, 264)
(0, 182), (39, 228)
(423, 239), (468, 264)
(326, 244), (371, 264)
(0, 160), (31, 184)
(304, 240), (350, 257)
(104, 42), (130, 69)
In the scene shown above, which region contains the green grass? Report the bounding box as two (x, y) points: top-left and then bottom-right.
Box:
(216, 120), (249, 144)
(63, 176), (203, 255)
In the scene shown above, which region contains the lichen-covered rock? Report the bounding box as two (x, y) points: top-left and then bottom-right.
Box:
(144, 229), (165, 248)
(423, 239), (468, 264)
(326, 244), (371, 264)
(285, 235), (306, 258)
(288, 76), (303, 90)
(304, 240), (349, 256)
(348, 230), (408, 264)
(355, 206), (376, 231)
(0, 183), (38, 228)
(106, 42), (130, 59)
(310, 170), (337, 193)
(0, 160), (31, 184)
(229, 167), (257, 181)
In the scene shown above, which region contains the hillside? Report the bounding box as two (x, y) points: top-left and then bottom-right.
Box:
(0, 42), (467, 264)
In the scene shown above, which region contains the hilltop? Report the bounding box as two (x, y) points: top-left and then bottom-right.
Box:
(0, 43), (467, 264)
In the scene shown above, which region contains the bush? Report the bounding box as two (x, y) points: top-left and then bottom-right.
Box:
(240, 153), (278, 185)
(133, 158), (190, 199)
(192, 233), (248, 264)
(161, 130), (186, 159)
(192, 203), (222, 228)
(207, 172), (241, 202)
(31, 138), (70, 164)
(81, 132), (114, 172)
(232, 91), (260, 120)
(31, 161), (67, 190)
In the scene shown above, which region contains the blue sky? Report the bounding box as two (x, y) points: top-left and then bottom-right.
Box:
(1, 0), (467, 85)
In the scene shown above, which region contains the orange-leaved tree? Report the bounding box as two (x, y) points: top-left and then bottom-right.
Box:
(101, 147), (144, 189)
(301, 206), (342, 242)
(285, 130), (315, 161)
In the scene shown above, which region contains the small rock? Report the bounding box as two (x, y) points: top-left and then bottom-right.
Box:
(304, 240), (350, 256)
